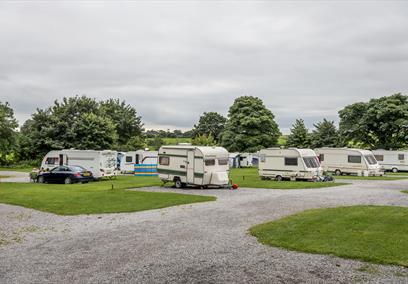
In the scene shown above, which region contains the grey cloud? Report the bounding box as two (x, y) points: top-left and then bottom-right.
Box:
(1, 2), (408, 133)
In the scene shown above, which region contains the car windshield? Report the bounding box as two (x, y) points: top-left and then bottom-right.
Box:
(303, 157), (320, 168)
(364, 155), (377, 165)
(70, 166), (86, 172)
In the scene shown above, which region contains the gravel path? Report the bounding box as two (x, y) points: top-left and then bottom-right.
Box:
(0, 171), (30, 183)
(1, 179), (408, 283)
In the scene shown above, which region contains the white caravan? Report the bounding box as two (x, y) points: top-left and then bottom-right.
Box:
(157, 145), (230, 188)
(259, 148), (323, 181)
(119, 150), (158, 173)
(372, 150), (408, 172)
(315, 148), (383, 176)
(41, 150), (117, 179)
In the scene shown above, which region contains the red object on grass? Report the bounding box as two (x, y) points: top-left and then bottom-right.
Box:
(232, 183), (238, 189)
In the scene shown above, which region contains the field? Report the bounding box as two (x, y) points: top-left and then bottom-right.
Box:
(250, 206), (408, 267)
(0, 167), (32, 172)
(229, 168), (345, 189)
(0, 176), (215, 215)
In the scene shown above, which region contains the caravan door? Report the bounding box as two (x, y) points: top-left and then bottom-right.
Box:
(187, 151), (195, 184)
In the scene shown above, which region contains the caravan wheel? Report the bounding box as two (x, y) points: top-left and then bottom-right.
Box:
(335, 169), (342, 176)
(275, 175), (283, 182)
(392, 168), (398, 173)
(175, 179), (183, 189)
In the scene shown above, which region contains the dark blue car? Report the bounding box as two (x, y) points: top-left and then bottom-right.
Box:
(37, 165), (93, 184)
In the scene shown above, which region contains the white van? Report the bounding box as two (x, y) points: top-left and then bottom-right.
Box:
(372, 150), (408, 172)
(315, 147), (383, 176)
(157, 145), (230, 188)
(119, 150), (158, 173)
(259, 148), (323, 181)
(41, 150), (117, 179)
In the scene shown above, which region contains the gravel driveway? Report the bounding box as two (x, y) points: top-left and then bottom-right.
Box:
(0, 171), (30, 183)
(1, 179), (408, 283)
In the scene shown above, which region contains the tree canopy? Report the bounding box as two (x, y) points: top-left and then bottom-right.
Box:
(310, 119), (339, 148)
(286, 119), (310, 148)
(220, 96), (280, 152)
(192, 112), (226, 141)
(0, 102), (19, 164)
(339, 93), (408, 149)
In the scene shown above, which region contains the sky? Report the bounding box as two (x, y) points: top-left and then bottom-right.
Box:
(1, 1), (408, 134)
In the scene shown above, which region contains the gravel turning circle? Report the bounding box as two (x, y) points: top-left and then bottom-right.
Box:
(1, 179), (408, 283)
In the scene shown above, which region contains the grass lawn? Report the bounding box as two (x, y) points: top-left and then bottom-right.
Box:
(0, 176), (215, 215)
(229, 168), (346, 189)
(250, 206), (408, 267)
(335, 175), (407, 180)
(0, 167), (33, 173)
(386, 172), (408, 176)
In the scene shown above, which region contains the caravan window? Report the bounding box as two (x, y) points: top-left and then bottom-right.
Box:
(364, 155), (377, 165)
(205, 159), (215, 166)
(348, 155), (361, 163)
(319, 154), (324, 162)
(260, 154), (266, 162)
(125, 156), (133, 163)
(284, 157), (298, 166)
(399, 154), (405, 160)
(218, 158), (228, 165)
(46, 157), (58, 164)
(159, 156), (170, 166)
(303, 157), (319, 168)
(374, 155), (384, 161)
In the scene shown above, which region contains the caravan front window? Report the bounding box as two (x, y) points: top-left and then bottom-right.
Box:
(218, 158), (228, 165)
(303, 157), (320, 168)
(46, 157), (58, 164)
(364, 155), (377, 165)
(159, 156), (170, 166)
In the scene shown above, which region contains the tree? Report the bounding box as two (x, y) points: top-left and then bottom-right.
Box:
(19, 96), (131, 159)
(0, 102), (19, 165)
(286, 119), (310, 148)
(71, 113), (117, 150)
(220, 96), (280, 152)
(310, 119), (339, 148)
(339, 93), (408, 149)
(192, 134), (216, 146)
(100, 98), (144, 147)
(122, 136), (147, 152)
(147, 136), (165, 150)
(192, 112), (227, 141)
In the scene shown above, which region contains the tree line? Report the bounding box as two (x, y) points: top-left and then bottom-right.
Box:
(0, 93), (407, 166)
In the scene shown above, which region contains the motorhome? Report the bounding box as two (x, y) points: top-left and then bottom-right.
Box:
(315, 148), (383, 176)
(372, 150), (408, 172)
(258, 148), (323, 181)
(157, 145), (230, 188)
(41, 150), (117, 179)
(119, 150), (158, 173)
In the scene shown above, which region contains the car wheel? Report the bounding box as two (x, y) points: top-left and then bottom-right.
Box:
(175, 179), (183, 188)
(37, 176), (44, 183)
(275, 175), (283, 182)
(64, 177), (72, 184)
(392, 168), (398, 173)
(335, 169), (342, 176)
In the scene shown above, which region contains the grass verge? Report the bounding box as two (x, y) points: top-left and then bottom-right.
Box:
(0, 176), (215, 215)
(0, 167), (33, 173)
(250, 206), (408, 267)
(230, 168), (346, 189)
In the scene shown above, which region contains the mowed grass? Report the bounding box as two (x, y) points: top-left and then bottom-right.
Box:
(386, 172), (408, 176)
(250, 206), (408, 267)
(229, 168), (345, 189)
(0, 176), (215, 215)
(0, 167), (33, 173)
(335, 175), (408, 180)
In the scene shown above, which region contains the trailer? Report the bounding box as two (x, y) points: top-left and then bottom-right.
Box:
(259, 148), (323, 181)
(315, 147), (383, 176)
(372, 149), (408, 172)
(41, 149), (117, 179)
(119, 150), (158, 173)
(157, 145), (230, 188)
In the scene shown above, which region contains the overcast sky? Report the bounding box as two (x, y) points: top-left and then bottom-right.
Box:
(1, 1), (408, 133)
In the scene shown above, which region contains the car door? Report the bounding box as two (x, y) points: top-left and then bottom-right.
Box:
(47, 166), (61, 182)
